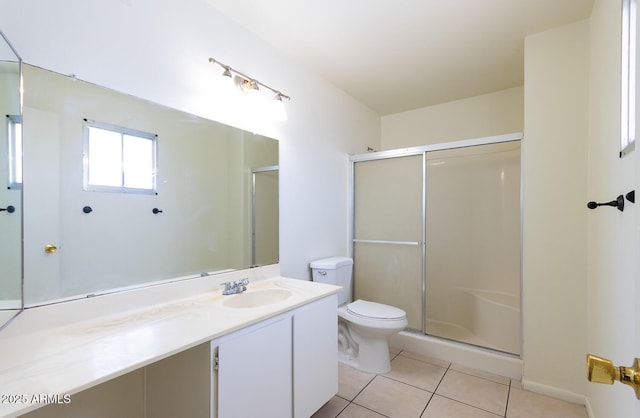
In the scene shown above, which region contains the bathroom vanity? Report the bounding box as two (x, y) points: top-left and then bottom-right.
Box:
(0, 267), (340, 418)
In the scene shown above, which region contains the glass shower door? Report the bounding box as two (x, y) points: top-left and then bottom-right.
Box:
(425, 142), (521, 354)
(352, 155), (424, 331)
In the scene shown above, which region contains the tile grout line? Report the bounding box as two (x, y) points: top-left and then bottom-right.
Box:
(418, 351), (452, 417)
(395, 352), (507, 417)
(339, 367), (380, 417)
(504, 379), (512, 418)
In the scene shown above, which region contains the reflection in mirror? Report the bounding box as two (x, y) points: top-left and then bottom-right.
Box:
(22, 64), (278, 306)
(251, 166), (279, 267)
(0, 29), (22, 329)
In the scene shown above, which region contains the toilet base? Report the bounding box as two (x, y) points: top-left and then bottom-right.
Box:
(350, 337), (392, 374)
(338, 321), (393, 374)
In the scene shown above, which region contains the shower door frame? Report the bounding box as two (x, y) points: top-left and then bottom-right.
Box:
(250, 165), (279, 268)
(349, 132), (523, 342)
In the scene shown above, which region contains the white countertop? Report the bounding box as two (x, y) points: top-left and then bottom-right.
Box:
(0, 270), (340, 417)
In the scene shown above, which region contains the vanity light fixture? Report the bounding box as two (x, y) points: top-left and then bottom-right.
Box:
(209, 57), (290, 121)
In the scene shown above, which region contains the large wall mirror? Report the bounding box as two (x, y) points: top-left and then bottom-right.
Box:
(18, 63), (278, 307)
(0, 30), (22, 329)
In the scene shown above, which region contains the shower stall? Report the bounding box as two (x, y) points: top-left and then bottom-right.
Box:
(350, 133), (521, 356)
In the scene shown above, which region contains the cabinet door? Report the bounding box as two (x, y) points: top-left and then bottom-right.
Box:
(216, 316), (292, 418)
(293, 295), (338, 418)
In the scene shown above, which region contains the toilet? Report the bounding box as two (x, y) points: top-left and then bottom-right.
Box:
(310, 256), (407, 374)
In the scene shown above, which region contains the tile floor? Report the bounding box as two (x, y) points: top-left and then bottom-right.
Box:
(312, 350), (588, 418)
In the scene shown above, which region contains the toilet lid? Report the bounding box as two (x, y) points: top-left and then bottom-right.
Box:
(346, 299), (406, 320)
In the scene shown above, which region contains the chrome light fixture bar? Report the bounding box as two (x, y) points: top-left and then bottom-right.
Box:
(209, 57), (291, 102)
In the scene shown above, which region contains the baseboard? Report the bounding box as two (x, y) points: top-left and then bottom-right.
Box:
(521, 379), (587, 406)
(584, 396), (595, 418)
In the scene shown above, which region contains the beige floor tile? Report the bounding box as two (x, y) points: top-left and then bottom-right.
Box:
(338, 403), (387, 418)
(421, 395), (503, 418)
(339, 363), (376, 401)
(450, 363), (511, 385)
(510, 380), (522, 389)
(398, 351), (451, 368)
(436, 370), (509, 416)
(385, 355), (447, 392)
(506, 388), (587, 418)
(312, 396), (350, 418)
(354, 375), (432, 417)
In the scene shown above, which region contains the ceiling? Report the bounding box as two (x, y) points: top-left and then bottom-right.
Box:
(208, 0), (595, 115)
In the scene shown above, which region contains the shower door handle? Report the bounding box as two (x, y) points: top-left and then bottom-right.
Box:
(587, 354), (640, 399)
(353, 239), (422, 246)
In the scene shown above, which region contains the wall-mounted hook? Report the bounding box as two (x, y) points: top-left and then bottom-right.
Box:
(587, 194), (625, 212)
(82, 206), (93, 214)
(0, 205), (15, 213)
(626, 190), (635, 203)
(152, 208), (163, 214)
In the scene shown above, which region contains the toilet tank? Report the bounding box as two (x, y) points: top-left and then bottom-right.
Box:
(310, 256), (353, 305)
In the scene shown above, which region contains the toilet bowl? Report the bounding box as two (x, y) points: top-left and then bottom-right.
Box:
(310, 257), (407, 374)
(338, 299), (407, 373)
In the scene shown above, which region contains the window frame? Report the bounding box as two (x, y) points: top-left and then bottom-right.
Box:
(83, 119), (157, 194)
(621, 0), (637, 157)
(6, 114), (22, 190)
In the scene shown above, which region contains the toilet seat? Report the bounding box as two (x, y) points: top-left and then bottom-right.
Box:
(347, 299), (406, 320)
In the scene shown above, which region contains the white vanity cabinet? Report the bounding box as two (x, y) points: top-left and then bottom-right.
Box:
(211, 294), (338, 418)
(5, 276), (340, 418)
(213, 315), (292, 418)
(292, 295), (338, 418)
(146, 294), (338, 418)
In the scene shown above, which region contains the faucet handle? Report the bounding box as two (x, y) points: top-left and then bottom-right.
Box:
(221, 278), (249, 295)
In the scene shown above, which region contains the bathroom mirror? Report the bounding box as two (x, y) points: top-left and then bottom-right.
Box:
(0, 30), (22, 328)
(21, 64), (278, 306)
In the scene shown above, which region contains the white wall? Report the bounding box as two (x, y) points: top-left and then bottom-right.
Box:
(0, 0), (381, 282)
(522, 20), (589, 402)
(381, 86), (523, 149)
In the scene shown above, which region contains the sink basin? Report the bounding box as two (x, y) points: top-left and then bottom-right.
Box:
(222, 288), (292, 309)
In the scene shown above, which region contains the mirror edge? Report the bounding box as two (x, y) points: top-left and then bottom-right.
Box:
(0, 27), (24, 331)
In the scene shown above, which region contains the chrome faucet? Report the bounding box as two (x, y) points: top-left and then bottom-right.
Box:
(222, 278), (250, 295)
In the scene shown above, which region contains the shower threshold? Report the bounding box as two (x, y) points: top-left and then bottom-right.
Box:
(412, 320), (520, 357)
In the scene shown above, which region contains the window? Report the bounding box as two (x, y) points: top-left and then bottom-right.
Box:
(6, 115), (22, 189)
(621, 0), (637, 157)
(83, 119), (157, 193)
